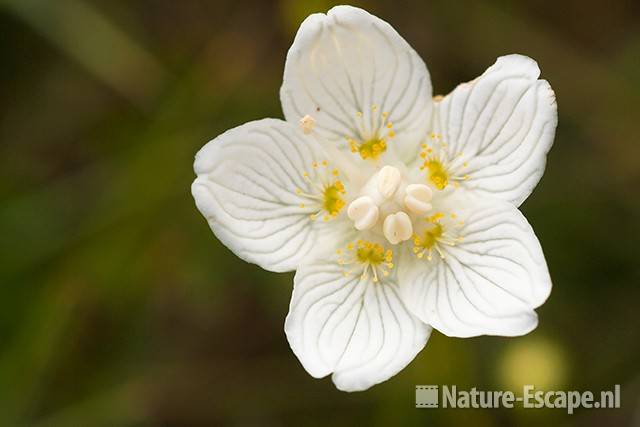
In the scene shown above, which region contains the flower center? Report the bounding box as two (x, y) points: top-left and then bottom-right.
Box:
(346, 166), (433, 245)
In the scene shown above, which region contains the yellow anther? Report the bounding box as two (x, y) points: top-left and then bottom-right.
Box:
(425, 159), (449, 190)
(412, 211), (463, 261)
(337, 240), (394, 283)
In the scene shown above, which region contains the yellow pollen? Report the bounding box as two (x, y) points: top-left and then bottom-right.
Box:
(338, 240), (394, 283)
(412, 213), (462, 260)
(351, 137), (387, 160)
(322, 181), (346, 216)
(415, 223), (443, 250)
(425, 159), (449, 190)
(355, 242), (388, 266)
(298, 162), (346, 220)
(348, 108), (394, 160)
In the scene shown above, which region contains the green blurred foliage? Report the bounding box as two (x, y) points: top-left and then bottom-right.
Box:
(0, 0), (639, 425)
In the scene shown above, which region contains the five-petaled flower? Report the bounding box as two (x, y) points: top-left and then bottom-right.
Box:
(192, 5), (557, 392)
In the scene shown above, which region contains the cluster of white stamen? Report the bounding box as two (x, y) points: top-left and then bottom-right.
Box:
(345, 165), (434, 245)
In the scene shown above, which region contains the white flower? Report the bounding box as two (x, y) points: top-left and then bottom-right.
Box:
(192, 5), (557, 392)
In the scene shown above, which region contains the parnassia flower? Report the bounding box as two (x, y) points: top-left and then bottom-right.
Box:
(192, 5), (557, 392)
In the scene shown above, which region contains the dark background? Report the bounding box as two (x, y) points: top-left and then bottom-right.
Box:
(1, 0), (639, 425)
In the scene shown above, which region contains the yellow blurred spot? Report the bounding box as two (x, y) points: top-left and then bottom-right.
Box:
(499, 336), (568, 390)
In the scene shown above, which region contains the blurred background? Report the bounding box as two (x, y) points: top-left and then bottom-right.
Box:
(1, 0), (639, 425)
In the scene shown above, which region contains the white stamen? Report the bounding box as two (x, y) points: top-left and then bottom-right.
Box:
(299, 115), (316, 134)
(382, 211), (413, 244)
(347, 196), (379, 230)
(377, 165), (401, 199)
(404, 184), (433, 215)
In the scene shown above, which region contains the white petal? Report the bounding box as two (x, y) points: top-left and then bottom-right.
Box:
(434, 54), (557, 206)
(285, 260), (431, 391)
(280, 5), (432, 164)
(192, 119), (334, 272)
(400, 197), (551, 337)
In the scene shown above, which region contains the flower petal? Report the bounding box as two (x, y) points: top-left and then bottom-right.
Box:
(281, 5), (432, 164)
(400, 197), (551, 337)
(285, 260), (431, 392)
(433, 54), (557, 205)
(192, 119), (339, 272)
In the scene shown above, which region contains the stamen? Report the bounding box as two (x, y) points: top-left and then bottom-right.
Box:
(412, 211), (463, 261)
(296, 161), (346, 220)
(420, 136), (471, 190)
(347, 108), (394, 160)
(337, 240), (394, 283)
